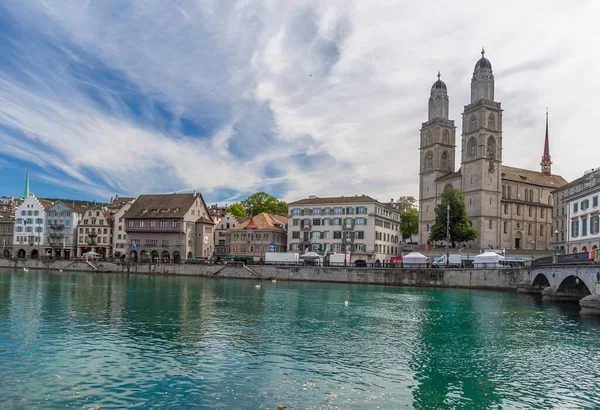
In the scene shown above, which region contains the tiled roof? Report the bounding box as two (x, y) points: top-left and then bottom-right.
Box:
(289, 194), (379, 206)
(551, 169), (600, 193)
(0, 211), (13, 222)
(109, 196), (136, 208)
(229, 212), (287, 231)
(436, 169), (462, 182)
(501, 165), (567, 188)
(196, 216), (215, 224)
(38, 199), (54, 210)
(124, 193), (198, 219)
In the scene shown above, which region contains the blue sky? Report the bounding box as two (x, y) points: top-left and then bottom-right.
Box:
(1, 0), (599, 204)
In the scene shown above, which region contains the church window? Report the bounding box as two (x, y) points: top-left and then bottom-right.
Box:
(469, 198), (472, 205)
(528, 224), (532, 235)
(441, 151), (448, 170)
(529, 207), (533, 217)
(486, 136), (496, 159)
(540, 225), (545, 236)
(442, 129), (449, 144)
(524, 189), (529, 201)
(540, 208), (545, 218)
(503, 221), (508, 233)
(502, 185), (506, 198)
(504, 203), (508, 214)
(444, 184), (453, 191)
(488, 113), (495, 129)
(426, 132), (432, 145)
(424, 151), (433, 171)
(550, 195), (554, 205)
(531, 190), (536, 202)
(508, 186), (512, 199)
(517, 205), (521, 216)
(470, 115), (477, 131)
(468, 137), (477, 159)
(488, 220), (493, 229)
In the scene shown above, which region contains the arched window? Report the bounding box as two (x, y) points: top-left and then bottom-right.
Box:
(582, 246), (588, 252)
(488, 113), (495, 129)
(426, 131), (432, 145)
(527, 224), (532, 235)
(503, 221), (508, 233)
(548, 194), (553, 205)
(470, 115), (477, 131)
(487, 136), (496, 158)
(504, 203), (508, 214)
(425, 151), (433, 171)
(531, 190), (536, 202)
(524, 189), (529, 202)
(502, 185), (506, 198)
(441, 151), (448, 170)
(489, 220), (493, 229)
(442, 129), (449, 144)
(573, 247), (578, 253)
(508, 186), (512, 199)
(540, 225), (544, 236)
(529, 206), (533, 217)
(517, 205), (521, 216)
(468, 137), (477, 158)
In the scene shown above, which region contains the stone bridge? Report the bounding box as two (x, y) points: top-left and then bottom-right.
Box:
(520, 264), (600, 315)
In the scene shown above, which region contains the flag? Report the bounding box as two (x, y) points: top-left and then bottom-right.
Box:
(131, 240), (137, 251)
(425, 242), (429, 251)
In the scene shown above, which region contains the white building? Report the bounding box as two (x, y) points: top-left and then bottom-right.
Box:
(13, 194), (53, 258)
(112, 200), (135, 258)
(44, 202), (84, 260)
(565, 182), (600, 254)
(287, 195), (401, 264)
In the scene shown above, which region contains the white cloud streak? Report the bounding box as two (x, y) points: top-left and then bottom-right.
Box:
(1, 0), (599, 204)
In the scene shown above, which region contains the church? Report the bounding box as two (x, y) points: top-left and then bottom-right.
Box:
(418, 49), (567, 251)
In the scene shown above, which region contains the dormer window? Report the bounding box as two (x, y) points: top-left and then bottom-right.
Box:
(161, 209), (169, 213)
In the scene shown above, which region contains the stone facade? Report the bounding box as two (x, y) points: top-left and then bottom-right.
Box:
(123, 192), (212, 263)
(0, 211), (14, 258)
(287, 195), (401, 264)
(419, 50), (567, 251)
(214, 212), (244, 258)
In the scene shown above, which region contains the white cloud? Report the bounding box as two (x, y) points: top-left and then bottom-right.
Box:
(1, 0), (599, 204)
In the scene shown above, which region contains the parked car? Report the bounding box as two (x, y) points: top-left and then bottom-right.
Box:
(186, 256), (208, 264)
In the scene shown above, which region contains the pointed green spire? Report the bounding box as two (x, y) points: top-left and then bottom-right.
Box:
(24, 166), (30, 198)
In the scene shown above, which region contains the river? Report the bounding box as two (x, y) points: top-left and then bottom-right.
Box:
(1, 269), (599, 409)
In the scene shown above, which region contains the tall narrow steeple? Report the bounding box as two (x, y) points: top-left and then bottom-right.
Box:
(540, 109), (552, 176)
(24, 165), (30, 198)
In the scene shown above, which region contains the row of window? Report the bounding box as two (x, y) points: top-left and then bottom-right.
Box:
(503, 203), (547, 218)
(231, 244), (286, 253)
(20, 210), (39, 216)
(47, 211), (72, 217)
(231, 233), (286, 242)
(127, 220), (180, 228)
(291, 207), (369, 216)
(469, 113), (496, 132)
(292, 231), (366, 240)
(289, 243), (370, 253)
(79, 228), (110, 234)
(293, 218), (368, 227)
(15, 235), (40, 243)
(15, 218), (44, 225)
(79, 236), (110, 244)
(14, 227), (43, 233)
(424, 129), (450, 146)
(571, 216), (600, 238)
(573, 196), (599, 213)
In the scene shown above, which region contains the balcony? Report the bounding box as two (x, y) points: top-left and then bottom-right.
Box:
(301, 225), (311, 230)
(342, 224), (354, 230)
(49, 224), (65, 230)
(50, 242), (64, 248)
(88, 231), (98, 238)
(48, 233), (64, 239)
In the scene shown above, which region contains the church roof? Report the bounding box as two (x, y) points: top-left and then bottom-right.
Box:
(501, 165), (567, 188)
(474, 48), (492, 71)
(436, 170), (462, 182)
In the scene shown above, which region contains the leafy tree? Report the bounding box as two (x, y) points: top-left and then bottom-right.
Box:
(400, 208), (419, 241)
(225, 203), (248, 218)
(396, 196), (417, 212)
(429, 189), (477, 246)
(240, 191), (288, 216)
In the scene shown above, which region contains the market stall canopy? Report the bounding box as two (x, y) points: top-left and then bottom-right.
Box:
(403, 252), (427, 266)
(300, 252), (322, 259)
(473, 251), (505, 266)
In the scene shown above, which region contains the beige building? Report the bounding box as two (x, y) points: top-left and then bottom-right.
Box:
(419, 50), (567, 251)
(0, 211), (14, 258)
(124, 193), (213, 263)
(214, 212), (245, 259)
(552, 168), (600, 252)
(287, 195), (401, 264)
(77, 207), (113, 258)
(228, 213), (287, 261)
(112, 200), (135, 258)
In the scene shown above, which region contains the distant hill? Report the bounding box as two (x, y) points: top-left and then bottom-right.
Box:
(41, 198), (109, 208)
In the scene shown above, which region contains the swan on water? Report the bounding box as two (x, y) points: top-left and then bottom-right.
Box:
(344, 300), (349, 307)
(271, 278), (277, 283)
(23, 267), (29, 272)
(255, 284), (261, 289)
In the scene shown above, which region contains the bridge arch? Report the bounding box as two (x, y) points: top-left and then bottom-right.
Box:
(556, 275), (592, 298)
(532, 273), (551, 290)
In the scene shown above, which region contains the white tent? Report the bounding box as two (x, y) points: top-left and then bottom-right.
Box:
(403, 251), (428, 267)
(473, 251), (505, 267)
(82, 251), (100, 259)
(300, 251), (321, 259)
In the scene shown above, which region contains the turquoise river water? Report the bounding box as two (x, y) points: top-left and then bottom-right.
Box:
(1, 269), (599, 409)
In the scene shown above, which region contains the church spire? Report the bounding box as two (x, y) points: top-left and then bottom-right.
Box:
(24, 165), (30, 198)
(540, 108), (552, 176)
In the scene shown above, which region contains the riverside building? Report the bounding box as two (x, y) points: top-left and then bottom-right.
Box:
(44, 202), (84, 260)
(227, 212), (287, 260)
(287, 195), (401, 265)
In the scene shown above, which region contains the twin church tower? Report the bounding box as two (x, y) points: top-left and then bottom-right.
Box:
(418, 49), (566, 250)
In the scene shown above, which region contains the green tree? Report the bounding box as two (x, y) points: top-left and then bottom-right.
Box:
(225, 203), (248, 218)
(240, 191), (288, 216)
(429, 189), (477, 246)
(400, 208), (419, 242)
(396, 195), (417, 212)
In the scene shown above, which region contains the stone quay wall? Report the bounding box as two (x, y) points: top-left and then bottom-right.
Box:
(0, 258), (524, 292)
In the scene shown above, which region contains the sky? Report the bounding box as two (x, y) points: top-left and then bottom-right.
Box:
(0, 0), (599, 205)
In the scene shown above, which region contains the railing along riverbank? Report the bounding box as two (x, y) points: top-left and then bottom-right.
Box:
(0, 257), (524, 292)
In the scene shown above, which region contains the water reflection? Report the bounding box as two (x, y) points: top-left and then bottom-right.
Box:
(0, 270), (600, 409)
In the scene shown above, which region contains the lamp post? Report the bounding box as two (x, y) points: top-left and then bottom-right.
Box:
(554, 229), (559, 263)
(445, 204), (450, 268)
(531, 240), (535, 263)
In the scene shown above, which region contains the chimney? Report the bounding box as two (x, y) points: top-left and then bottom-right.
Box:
(309, 195), (317, 199)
